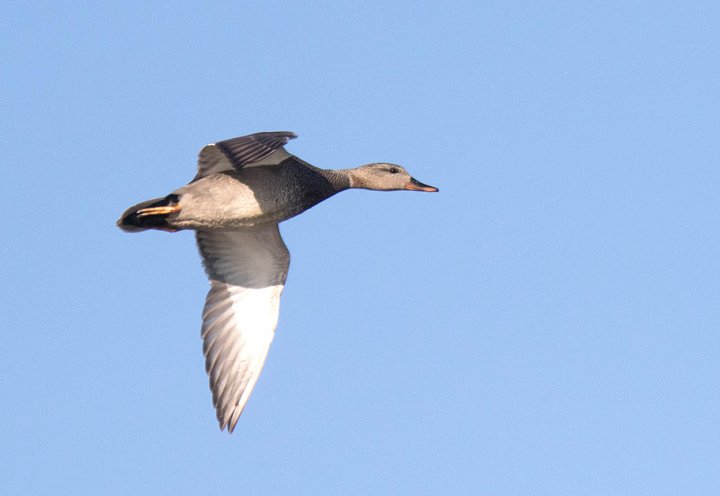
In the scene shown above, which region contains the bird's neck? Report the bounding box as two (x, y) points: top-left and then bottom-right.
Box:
(317, 168), (352, 191)
(339, 167), (374, 190)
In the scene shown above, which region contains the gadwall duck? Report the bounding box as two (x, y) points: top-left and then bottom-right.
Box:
(117, 131), (437, 432)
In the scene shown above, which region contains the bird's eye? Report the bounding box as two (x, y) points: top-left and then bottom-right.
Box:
(389, 167), (399, 174)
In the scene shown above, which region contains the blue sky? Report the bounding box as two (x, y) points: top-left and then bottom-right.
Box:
(3, 1), (720, 494)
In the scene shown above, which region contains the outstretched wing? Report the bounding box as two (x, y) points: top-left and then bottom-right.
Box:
(195, 131), (297, 180)
(196, 226), (290, 432)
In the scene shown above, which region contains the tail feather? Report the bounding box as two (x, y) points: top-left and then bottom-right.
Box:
(117, 194), (179, 232)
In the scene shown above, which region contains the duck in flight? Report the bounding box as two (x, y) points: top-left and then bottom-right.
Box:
(117, 131), (438, 432)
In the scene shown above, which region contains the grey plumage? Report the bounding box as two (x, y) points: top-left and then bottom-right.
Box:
(117, 131), (437, 433)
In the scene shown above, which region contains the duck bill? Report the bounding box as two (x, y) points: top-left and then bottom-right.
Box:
(404, 177), (439, 192)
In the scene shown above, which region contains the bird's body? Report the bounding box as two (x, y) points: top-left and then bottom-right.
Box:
(170, 157), (347, 230)
(117, 131), (437, 432)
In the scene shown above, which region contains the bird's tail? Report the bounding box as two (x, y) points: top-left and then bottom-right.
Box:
(116, 194), (180, 233)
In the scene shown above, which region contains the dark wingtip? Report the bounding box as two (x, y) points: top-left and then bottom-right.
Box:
(259, 131), (297, 141)
(275, 131), (297, 144)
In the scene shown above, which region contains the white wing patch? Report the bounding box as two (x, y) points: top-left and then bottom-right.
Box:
(196, 227), (290, 432)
